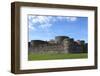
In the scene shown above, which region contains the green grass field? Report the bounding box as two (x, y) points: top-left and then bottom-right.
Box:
(28, 53), (88, 61)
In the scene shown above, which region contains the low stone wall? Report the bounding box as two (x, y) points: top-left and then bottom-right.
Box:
(29, 44), (65, 53)
(29, 44), (83, 53)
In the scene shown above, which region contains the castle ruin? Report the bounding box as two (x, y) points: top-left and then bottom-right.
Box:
(28, 36), (88, 54)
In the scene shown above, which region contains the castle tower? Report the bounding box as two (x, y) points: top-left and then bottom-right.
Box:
(63, 38), (70, 53)
(55, 36), (69, 44)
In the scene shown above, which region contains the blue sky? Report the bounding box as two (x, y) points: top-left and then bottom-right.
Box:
(28, 15), (88, 43)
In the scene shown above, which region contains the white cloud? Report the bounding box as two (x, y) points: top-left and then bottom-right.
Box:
(28, 16), (78, 32)
(29, 25), (36, 31)
(57, 16), (64, 20)
(66, 17), (77, 21)
(28, 15), (56, 31)
(30, 16), (54, 24)
(56, 16), (77, 22)
(28, 15), (78, 39)
(39, 23), (52, 29)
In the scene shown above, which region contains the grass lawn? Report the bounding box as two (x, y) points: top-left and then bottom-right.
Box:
(28, 52), (88, 61)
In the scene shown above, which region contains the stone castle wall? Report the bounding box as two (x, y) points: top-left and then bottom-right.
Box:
(29, 44), (64, 53)
(28, 36), (87, 53)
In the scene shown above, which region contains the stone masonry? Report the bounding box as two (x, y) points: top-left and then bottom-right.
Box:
(28, 36), (88, 53)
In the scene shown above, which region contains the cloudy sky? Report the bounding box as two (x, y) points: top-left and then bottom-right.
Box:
(28, 15), (88, 43)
